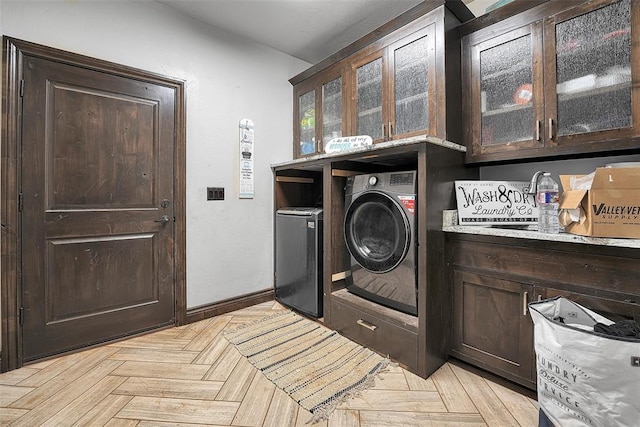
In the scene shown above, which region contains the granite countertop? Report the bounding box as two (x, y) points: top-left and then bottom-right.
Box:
(442, 210), (640, 249)
(271, 134), (466, 169)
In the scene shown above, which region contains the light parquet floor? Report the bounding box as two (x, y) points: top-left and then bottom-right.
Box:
(0, 301), (539, 426)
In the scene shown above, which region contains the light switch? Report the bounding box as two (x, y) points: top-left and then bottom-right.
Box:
(207, 187), (224, 201)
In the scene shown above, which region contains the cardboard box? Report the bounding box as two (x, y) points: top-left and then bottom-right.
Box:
(559, 168), (640, 239)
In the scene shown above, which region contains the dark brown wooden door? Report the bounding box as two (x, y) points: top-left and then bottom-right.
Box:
(452, 270), (535, 388)
(21, 54), (176, 362)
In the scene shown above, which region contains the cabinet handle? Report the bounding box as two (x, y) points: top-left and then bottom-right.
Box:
(536, 120), (541, 141)
(357, 319), (378, 331)
(389, 121), (394, 138)
(382, 123), (386, 139)
(548, 118), (554, 139)
(522, 291), (529, 316)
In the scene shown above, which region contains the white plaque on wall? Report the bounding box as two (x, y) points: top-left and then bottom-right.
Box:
(239, 118), (254, 199)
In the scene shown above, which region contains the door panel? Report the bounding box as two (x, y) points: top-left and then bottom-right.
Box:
(47, 235), (156, 320)
(546, 0), (637, 146)
(21, 54), (176, 362)
(452, 270), (535, 387)
(353, 54), (385, 141)
(49, 84), (157, 207)
(389, 25), (436, 139)
(469, 24), (545, 157)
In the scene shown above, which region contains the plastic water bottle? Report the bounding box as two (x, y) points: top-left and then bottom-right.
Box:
(536, 173), (560, 234)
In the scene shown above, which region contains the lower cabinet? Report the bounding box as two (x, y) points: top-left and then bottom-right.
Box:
(448, 233), (640, 391)
(452, 270), (535, 388)
(330, 289), (419, 372)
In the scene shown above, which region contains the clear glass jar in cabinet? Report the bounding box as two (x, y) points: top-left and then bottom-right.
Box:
(293, 70), (344, 158)
(351, 25), (436, 143)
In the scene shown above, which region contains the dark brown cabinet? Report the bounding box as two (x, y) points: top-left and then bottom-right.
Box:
(293, 66), (345, 158)
(350, 24), (436, 143)
(462, 0), (640, 163)
(448, 232), (640, 390)
(273, 137), (476, 379)
(282, 1), (480, 379)
(452, 270), (534, 388)
(291, 1), (471, 159)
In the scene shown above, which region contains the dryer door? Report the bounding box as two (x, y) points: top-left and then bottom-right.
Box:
(344, 191), (410, 273)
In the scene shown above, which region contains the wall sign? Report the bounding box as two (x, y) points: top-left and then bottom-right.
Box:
(324, 135), (373, 154)
(239, 118), (254, 199)
(455, 180), (538, 225)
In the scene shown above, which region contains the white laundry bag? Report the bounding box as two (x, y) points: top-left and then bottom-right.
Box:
(529, 297), (640, 427)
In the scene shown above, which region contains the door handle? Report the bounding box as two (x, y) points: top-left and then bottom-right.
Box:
(522, 291), (529, 316)
(155, 215), (171, 224)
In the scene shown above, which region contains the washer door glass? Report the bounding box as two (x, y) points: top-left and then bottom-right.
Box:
(344, 191), (410, 273)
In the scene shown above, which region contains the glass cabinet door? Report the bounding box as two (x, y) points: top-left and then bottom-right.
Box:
(475, 25), (543, 150)
(322, 76), (342, 145)
(551, 0), (632, 140)
(391, 30), (433, 138)
(355, 56), (384, 141)
(298, 90), (316, 156)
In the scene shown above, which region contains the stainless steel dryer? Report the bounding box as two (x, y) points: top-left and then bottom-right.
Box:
(343, 171), (417, 315)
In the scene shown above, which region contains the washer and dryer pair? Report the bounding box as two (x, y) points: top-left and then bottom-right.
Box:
(343, 171), (417, 315)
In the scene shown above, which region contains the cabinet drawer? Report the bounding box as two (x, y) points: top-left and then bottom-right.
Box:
(330, 299), (418, 371)
(452, 238), (640, 297)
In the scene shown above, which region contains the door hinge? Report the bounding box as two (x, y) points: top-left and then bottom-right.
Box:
(19, 79), (24, 97)
(19, 307), (24, 325)
(18, 193), (24, 212)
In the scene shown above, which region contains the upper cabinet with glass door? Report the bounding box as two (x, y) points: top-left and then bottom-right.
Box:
(466, 23), (544, 159)
(290, 2), (470, 158)
(351, 25), (436, 143)
(463, 0), (640, 163)
(545, 0), (637, 150)
(293, 68), (344, 158)
(296, 88), (317, 157)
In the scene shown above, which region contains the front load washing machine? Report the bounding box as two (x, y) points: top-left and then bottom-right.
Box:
(343, 171), (417, 315)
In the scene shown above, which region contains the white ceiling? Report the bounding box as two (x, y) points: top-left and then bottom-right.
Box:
(157, 0), (447, 64)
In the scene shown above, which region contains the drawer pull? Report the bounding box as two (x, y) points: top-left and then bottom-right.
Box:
(357, 319), (378, 331)
(523, 291), (529, 316)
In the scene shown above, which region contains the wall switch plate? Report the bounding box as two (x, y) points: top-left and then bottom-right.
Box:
(207, 187), (224, 201)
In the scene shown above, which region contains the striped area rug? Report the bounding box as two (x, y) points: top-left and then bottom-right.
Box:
(224, 310), (391, 423)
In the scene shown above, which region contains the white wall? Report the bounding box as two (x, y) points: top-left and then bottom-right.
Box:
(0, 0), (310, 308)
